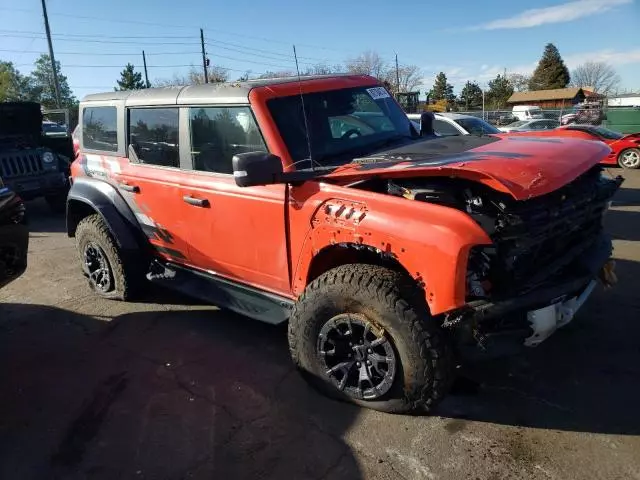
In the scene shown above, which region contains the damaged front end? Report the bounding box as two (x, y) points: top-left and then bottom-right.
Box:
(388, 165), (623, 351)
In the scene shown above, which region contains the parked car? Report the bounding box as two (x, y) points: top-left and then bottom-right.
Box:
(509, 124), (640, 169)
(42, 120), (69, 138)
(0, 181), (28, 289)
(0, 102), (72, 212)
(511, 105), (544, 121)
(407, 113), (501, 136)
(498, 119), (560, 133)
(68, 75), (621, 414)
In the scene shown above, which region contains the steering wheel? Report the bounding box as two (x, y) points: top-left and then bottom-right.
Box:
(341, 128), (362, 139)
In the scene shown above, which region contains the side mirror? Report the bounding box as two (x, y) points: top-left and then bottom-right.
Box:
(420, 111), (435, 137)
(232, 152), (284, 187)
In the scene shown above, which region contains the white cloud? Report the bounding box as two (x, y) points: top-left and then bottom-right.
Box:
(471, 0), (632, 30)
(564, 48), (640, 68)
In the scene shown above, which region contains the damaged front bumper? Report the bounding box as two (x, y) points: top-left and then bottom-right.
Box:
(448, 234), (615, 349)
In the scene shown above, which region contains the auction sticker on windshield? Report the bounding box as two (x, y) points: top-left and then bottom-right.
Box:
(367, 87), (391, 100)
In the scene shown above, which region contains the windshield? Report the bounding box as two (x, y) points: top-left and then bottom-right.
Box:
(454, 117), (500, 135)
(508, 121), (528, 127)
(267, 86), (413, 169)
(589, 126), (624, 140)
(42, 122), (68, 135)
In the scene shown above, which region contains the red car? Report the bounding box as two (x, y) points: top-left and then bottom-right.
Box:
(509, 125), (640, 169)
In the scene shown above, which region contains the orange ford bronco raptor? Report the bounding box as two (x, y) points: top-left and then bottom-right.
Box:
(67, 75), (622, 413)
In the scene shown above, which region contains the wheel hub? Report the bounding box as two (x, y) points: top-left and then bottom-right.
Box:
(317, 313), (396, 400)
(83, 242), (112, 293)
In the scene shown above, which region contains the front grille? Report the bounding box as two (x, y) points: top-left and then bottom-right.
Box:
(489, 167), (621, 294)
(0, 151), (44, 178)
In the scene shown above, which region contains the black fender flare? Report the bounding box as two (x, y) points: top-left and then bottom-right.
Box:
(66, 176), (146, 253)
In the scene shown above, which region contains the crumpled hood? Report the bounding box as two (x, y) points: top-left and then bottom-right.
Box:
(322, 135), (612, 200)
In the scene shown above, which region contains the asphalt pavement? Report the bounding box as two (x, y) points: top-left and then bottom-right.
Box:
(1, 169), (639, 480)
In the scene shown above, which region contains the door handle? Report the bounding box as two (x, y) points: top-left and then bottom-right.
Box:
(119, 182), (139, 193)
(183, 195), (209, 207)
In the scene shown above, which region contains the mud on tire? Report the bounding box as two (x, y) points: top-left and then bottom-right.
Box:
(75, 214), (141, 300)
(288, 264), (454, 414)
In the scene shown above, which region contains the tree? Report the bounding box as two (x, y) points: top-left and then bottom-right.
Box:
(154, 65), (229, 86)
(302, 63), (342, 76)
(115, 63), (146, 90)
(257, 70), (294, 79)
(570, 61), (620, 96)
(508, 73), (530, 92)
(487, 74), (514, 109)
(0, 61), (31, 102)
(529, 43), (570, 90)
(429, 72), (455, 102)
(390, 65), (422, 94)
(345, 51), (387, 79)
(28, 54), (76, 108)
(459, 81), (483, 109)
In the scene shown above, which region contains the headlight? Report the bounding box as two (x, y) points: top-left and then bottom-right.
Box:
(42, 151), (55, 163)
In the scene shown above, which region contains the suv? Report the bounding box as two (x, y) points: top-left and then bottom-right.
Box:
(0, 102), (73, 212)
(0, 181), (28, 289)
(67, 75), (622, 413)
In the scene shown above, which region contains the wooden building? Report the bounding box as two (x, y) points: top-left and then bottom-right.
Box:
(507, 88), (588, 109)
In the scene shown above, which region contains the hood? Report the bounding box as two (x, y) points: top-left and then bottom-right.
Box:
(0, 102), (43, 137)
(322, 135), (611, 200)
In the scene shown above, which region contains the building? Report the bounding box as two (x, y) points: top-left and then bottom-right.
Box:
(608, 93), (640, 108)
(507, 87), (588, 109)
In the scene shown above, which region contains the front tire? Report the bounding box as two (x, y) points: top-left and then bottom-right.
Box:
(288, 264), (454, 414)
(75, 214), (140, 300)
(618, 148), (640, 169)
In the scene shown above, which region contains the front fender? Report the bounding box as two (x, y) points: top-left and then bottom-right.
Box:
(292, 192), (492, 315)
(66, 176), (143, 252)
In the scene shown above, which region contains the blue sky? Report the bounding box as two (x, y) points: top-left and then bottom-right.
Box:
(1, 0), (639, 100)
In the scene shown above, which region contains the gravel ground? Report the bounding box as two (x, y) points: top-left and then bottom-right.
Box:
(1, 169), (639, 480)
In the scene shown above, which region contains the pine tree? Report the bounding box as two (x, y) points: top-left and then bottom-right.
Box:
(459, 81), (483, 109)
(115, 63), (146, 91)
(487, 74), (514, 109)
(429, 72), (455, 102)
(529, 43), (570, 91)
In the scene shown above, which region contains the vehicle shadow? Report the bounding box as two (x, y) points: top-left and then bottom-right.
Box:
(0, 303), (362, 480)
(609, 185), (640, 207)
(604, 209), (640, 241)
(438, 256), (640, 436)
(24, 198), (67, 234)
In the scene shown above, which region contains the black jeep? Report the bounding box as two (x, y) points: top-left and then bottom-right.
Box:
(0, 101), (72, 212)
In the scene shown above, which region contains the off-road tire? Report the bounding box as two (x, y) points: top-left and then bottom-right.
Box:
(288, 264), (454, 414)
(75, 214), (141, 300)
(45, 193), (67, 214)
(617, 148), (640, 169)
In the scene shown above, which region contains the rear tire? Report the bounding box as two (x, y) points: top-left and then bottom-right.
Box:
(75, 214), (141, 300)
(288, 264), (454, 414)
(618, 148), (640, 169)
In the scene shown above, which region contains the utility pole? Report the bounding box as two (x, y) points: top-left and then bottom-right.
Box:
(395, 53), (400, 95)
(41, 0), (61, 108)
(200, 28), (209, 84)
(142, 50), (150, 88)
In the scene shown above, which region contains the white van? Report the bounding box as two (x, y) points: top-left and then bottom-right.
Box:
(512, 105), (544, 121)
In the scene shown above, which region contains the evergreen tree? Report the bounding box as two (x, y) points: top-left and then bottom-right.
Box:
(429, 72), (455, 102)
(116, 63), (147, 91)
(487, 74), (514, 109)
(28, 54), (76, 108)
(529, 43), (570, 91)
(459, 81), (483, 109)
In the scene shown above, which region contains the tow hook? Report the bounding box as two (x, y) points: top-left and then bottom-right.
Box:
(598, 259), (617, 289)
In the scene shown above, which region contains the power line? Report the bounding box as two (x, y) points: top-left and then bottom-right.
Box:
(0, 48), (203, 56)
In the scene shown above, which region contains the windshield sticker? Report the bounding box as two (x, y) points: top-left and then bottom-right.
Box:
(366, 87), (391, 100)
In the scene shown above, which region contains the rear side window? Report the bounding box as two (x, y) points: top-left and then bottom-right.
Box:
(189, 107), (266, 174)
(82, 106), (118, 152)
(129, 108), (180, 168)
(434, 119), (460, 136)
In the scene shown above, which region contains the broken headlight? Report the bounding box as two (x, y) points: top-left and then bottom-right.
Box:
(466, 246), (495, 299)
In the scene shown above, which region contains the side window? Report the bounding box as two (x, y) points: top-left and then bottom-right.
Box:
(434, 119), (460, 136)
(129, 108), (179, 168)
(82, 106), (118, 152)
(189, 107), (266, 174)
